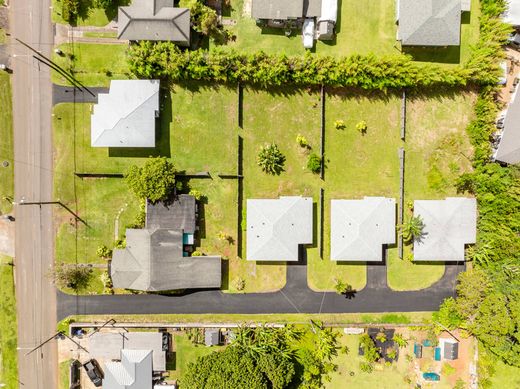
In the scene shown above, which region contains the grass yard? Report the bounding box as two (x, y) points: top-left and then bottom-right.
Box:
(51, 0), (121, 27)
(489, 360), (520, 388)
(169, 334), (225, 380)
(59, 360), (70, 389)
(0, 72), (13, 215)
(82, 31), (118, 38)
(0, 256), (18, 388)
(51, 43), (131, 87)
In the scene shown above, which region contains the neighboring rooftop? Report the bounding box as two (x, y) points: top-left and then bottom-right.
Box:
(246, 196), (313, 261)
(89, 332), (165, 371)
(503, 0), (520, 25)
(413, 197), (477, 261)
(397, 0), (462, 46)
(91, 80), (159, 148)
(495, 89), (520, 164)
(251, 0), (322, 20)
(118, 0), (190, 44)
(103, 349), (153, 389)
(330, 197), (396, 261)
(111, 195), (222, 291)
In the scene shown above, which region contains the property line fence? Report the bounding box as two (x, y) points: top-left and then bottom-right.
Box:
(401, 90), (406, 141)
(319, 188), (324, 259)
(320, 85), (326, 180)
(398, 147), (405, 259)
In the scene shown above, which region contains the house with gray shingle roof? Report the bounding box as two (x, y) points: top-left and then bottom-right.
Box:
(330, 197), (396, 261)
(111, 195), (221, 291)
(103, 349), (153, 389)
(494, 88), (520, 164)
(413, 197), (477, 261)
(397, 0), (462, 46)
(251, 0), (322, 20)
(246, 196), (313, 261)
(91, 80), (159, 148)
(118, 0), (190, 45)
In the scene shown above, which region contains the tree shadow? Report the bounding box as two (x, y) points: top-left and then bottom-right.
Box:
(108, 88), (172, 158)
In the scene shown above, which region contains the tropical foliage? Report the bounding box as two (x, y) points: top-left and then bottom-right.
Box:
(125, 157), (176, 202)
(257, 143), (285, 175)
(399, 215), (425, 243)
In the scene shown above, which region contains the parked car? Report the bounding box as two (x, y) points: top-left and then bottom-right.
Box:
(83, 359), (103, 387)
(69, 360), (81, 389)
(302, 18), (315, 49)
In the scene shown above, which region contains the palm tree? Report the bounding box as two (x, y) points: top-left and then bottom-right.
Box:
(393, 333), (408, 348)
(257, 143), (285, 175)
(399, 215), (424, 243)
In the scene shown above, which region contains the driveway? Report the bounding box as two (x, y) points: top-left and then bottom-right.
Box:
(52, 84), (108, 105)
(57, 257), (464, 320)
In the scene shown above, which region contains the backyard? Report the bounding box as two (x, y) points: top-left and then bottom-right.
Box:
(0, 72), (13, 215)
(0, 256), (18, 388)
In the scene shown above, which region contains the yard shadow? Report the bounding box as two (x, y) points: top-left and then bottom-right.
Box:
(108, 88), (172, 158)
(246, 84), (320, 98)
(402, 45), (461, 65)
(462, 11), (471, 24)
(221, 258), (229, 290)
(406, 85), (475, 102)
(326, 87), (401, 103)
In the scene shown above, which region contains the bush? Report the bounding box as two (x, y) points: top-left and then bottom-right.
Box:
(334, 120), (346, 130)
(96, 245), (112, 259)
(307, 153), (322, 174)
(355, 120), (367, 134)
(359, 361), (373, 373)
(232, 277), (245, 291)
(192, 250), (203, 256)
(62, 0), (79, 24)
(189, 188), (204, 201)
(296, 134), (309, 148)
(257, 143), (285, 175)
(188, 0), (220, 37)
(125, 157), (176, 202)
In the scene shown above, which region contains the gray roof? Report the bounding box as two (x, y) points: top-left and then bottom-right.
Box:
(413, 197), (477, 261)
(146, 195), (196, 233)
(111, 195), (221, 291)
(251, 0), (322, 19)
(90, 331), (165, 371)
(118, 0), (190, 44)
(398, 0), (461, 46)
(91, 80), (159, 148)
(330, 197), (396, 261)
(103, 349), (153, 389)
(204, 329), (220, 346)
(246, 196), (313, 261)
(495, 89), (520, 164)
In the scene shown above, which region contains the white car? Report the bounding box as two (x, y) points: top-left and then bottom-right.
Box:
(302, 18), (315, 49)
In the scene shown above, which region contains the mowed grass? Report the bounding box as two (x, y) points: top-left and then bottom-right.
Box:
(59, 360), (70, 389)
(52, 43), (131, 87)
(489, 360), (520, 388)
(169, 334), (224, 380)
(240, 87), (322, 291)
(0, 72), (13, 215)
(0, 256), (18, 388)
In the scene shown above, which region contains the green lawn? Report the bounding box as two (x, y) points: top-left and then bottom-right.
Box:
(52, 0), (121, 26)
(489, 360), (520, 388)
(169, 334), (225, 380)
(0, 256), (18, 388)
(83, 31), (118, 38)
(0, 72), (13, 215)
(59, 360), (70, 389)
(51, 43), (131, 87)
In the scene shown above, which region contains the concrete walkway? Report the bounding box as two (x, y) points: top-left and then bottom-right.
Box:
(54, 22), (125, 45)
(57, 255), (464, 320)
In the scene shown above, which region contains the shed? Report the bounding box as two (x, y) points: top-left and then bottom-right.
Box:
(204, 329), (220, 346)
(440, 338), (459, 360)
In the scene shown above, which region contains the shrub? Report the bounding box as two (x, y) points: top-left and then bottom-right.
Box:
(114, 239), (126, 249)
(359, 361), (373, 373)
(125, 157), (176, 202)
(376, 332), (387, 343)
(52, 263), (92, 292)
(189, 188), (204, 201)
(392, 333), (408, 348)
(307, 153), (322, 174)
(356, 120), (368, 134)
(442, 363), (456, 376)
(232, 277), (245, 291)
(188, 0), (220, 37)
(398, 216), (424, 243)
(96, 245), (112, 259)
(334, 120), (346, 130)
(257, 143), (285, 175)
(192, 250), (203, 256)
(62, 0), (79, 24)
(386, 348), (397, 360)
(296, 134), (309, 148)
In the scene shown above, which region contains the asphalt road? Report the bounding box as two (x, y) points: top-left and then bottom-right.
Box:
(10, 0), (57, 388)
(58, 259), (464, 320)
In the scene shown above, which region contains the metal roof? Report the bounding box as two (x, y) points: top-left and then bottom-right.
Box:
(90, 332), (165, 371)
(103, 349), (153, 389)
(330, 197), (396, 261)
(246, 196), (313, 261)
(413, 197), (477, 261)
(495, 89), (520, 164)
(118, 0), (190, 44)
(398, 0), (461, 46)
(91, 80), (159, 148)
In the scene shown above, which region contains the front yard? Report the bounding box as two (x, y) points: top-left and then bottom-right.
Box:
(0, 256), (18, 388)
(0, 72), (13, 215)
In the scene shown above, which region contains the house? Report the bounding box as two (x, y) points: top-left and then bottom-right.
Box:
(103, 349), (153, 389)
(413, 197), (477, 261)
(494, 87), (520, 164)
(111, 195), (222, 291)
(330, 197), (396, 261)
(397, 0), (463, 46)
(204, 328), (220, 346)
(89, 331), (166, 371)
(118, 0), (190, 45)
(503, 0), (520, 26)
(91, 80), (160, 148)
(439, 338), (459, 360)
(246, 196), (313, 261)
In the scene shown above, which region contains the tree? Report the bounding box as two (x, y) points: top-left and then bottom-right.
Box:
(307, 153), (322, 174)
(359, 334), (380, 363)
(52, 263), (92, 292)
(314, 328), (339, 361)
(399, 215), (424, 243)
(62, 0), (79, 24)
(334, 279), (348, 295)
(455, 268), (490, 324)
(257, 143), (285, 175)
(94, 0), (114, 8)
(125, 157), (176, 202)
(188, 0), (219, 36)
(392, 333), (408, 348)
(433, 297), (463, 330)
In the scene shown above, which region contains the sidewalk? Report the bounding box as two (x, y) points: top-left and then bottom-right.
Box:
(54, 22), (126, 45)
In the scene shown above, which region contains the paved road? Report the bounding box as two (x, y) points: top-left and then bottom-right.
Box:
(52, 84), (108, 105)
(10, 0), (57, 388)
(58, 257), (464, 320)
